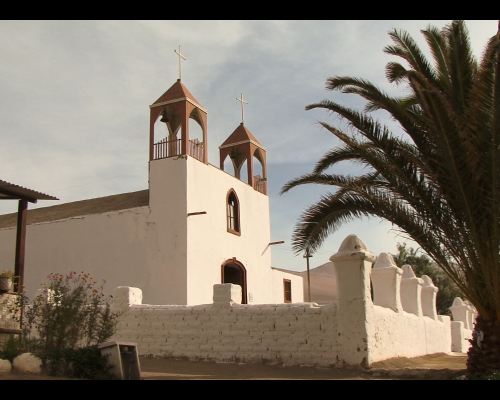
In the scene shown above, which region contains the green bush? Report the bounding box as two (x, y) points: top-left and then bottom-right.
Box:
(9, 271), (123, 379)
(0, 335), (23, 363)
(46, 346), (116, 380)
(467, 370), (500, 380)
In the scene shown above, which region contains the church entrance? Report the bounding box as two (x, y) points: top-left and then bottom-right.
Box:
(221, 259), (248, 304)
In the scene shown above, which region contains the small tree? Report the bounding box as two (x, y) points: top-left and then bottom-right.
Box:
(391, 242), (463, 316)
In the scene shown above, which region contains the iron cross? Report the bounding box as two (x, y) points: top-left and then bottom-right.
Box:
(174, 46), (186, 80)
(236, 93), (248, 124)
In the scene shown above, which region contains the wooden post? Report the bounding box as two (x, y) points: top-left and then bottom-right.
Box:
(304, 252), (312, 302)
(14, 199), (28, 346)
(14, 199), (28, 294)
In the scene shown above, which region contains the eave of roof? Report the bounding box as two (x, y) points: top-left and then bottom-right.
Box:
(0, 179), (58, 203)
(219, 123), (265, 150)
(150, 79), (204, 110)
(0, 189), (149, 229)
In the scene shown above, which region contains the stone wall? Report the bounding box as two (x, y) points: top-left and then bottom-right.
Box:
(109, 234), (473, 368)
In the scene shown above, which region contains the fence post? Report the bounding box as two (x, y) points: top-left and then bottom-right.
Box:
(371, 253), (403, 312)
(421, 275), (439, 320)
(400, 265), (424, 316)
(330, 234), (376, 367)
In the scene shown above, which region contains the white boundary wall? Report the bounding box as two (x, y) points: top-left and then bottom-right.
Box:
(109, 234), (474, 368)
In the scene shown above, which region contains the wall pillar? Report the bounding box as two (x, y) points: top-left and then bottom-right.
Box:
(329, 234), (376, 367)
(421, 275), (439, 320)
(449, 297), (470, 328)
(213, 283), (242, 307)
(371, 253), (403, 312)
(400, 265), (424, 316)
(111, 286), (143, 313)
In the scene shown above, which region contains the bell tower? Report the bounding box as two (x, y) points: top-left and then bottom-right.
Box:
(149, 79), (208, 163)
(219, 123), (268, 195)
(219, 93), (267, 195)
(149, 47), (207, 164)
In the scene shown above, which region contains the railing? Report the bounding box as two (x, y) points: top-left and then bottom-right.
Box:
(188, 139), (204, 162)
(154, 138), (181, 160)
(253, 175), (267, 194)
(153, 138), (204, 162)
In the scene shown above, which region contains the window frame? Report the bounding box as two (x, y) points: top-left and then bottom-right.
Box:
(283, 279), (292, 303)
(226, 189), (241, 236)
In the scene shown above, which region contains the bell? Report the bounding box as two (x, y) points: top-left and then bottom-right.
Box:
(160, 112), (168, 123)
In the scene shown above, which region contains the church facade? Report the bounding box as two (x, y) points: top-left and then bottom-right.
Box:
(0, 78), (303, 306)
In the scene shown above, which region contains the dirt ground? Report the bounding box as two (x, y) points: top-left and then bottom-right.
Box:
(0, 352), (468, 380)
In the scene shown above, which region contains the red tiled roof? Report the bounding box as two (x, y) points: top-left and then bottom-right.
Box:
(220, 123), (263, 148)
(151, 80), (203, 107)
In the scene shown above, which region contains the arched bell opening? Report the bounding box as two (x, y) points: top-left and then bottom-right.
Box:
(188, 108), (205, 162)
(152, 105), (182, 159)
(252, 148), (267, 194)
(238, 159), (249, 184)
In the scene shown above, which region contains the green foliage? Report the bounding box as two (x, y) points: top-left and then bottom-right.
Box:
(467, 370), (500, 380)
(280, 20), (500, 323)
(10, 271), (123, 379)
(46, 346), (116, 380)
(280, 20), (500, 373)
(391, 243), (464, 315)
(0, 335), (23, 362)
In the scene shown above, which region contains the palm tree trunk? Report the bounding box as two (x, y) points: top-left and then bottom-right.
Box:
(466, 314), (500, 376)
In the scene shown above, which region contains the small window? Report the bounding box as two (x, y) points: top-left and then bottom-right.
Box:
(227, 190), (240, 235)
(284, 279), (292, 303)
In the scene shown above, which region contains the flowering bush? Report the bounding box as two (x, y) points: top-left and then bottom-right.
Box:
(11, 271), (122, 376)
(0, 270), (16, 278)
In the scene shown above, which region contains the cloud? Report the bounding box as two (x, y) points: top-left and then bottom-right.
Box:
(0, 20), (497, 271)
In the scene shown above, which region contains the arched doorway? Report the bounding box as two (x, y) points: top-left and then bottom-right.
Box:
(221, 258), (248, 304)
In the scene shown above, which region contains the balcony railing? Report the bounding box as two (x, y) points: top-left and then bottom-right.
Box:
(253, 175), (267, 195)
(153, 138), (204, 162)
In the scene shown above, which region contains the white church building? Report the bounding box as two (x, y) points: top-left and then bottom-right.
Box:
(0, 78), (304, 306)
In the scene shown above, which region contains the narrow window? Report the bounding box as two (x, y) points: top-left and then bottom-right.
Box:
(227, 190), (240, 235)
(284, 279), (292, 303)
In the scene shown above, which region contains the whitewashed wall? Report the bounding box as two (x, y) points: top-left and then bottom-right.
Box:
(109, 234), (473, 368)
(0, 207), (155, 303)
(0, 155), (302, 306)
(179, 158), (303, 305)
(449, 297), (475, 352)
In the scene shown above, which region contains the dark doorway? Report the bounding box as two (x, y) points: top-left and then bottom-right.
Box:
(221, 259), (248, 304)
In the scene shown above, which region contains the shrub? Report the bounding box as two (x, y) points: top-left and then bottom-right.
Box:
(0, 335), (23, 362)
(10, 271), (123, 378)
(46, 346), (116, 380)
(467, 370), (500, 380)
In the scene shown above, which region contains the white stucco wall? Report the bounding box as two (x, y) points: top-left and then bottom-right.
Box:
(111, 286), (339, 367)
(367, 306), (451, 362)
(183, 158), (303, 305)
(270, 268), (304, 304)
(0, 155), (302, 306)
(109, 278), (456, 369)
(0, 206), (170, 304)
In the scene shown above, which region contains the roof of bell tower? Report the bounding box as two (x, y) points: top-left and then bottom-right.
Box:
(219, 123), (265, 150)
(150, 79), (205, 111)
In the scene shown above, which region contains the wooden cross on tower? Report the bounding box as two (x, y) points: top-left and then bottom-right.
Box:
(174, 45), (186, 80)
(236, 93), (248, 125)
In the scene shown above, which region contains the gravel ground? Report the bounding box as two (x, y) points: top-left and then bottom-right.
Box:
(0, 352), (468, 380)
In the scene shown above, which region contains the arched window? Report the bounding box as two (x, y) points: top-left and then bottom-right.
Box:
(227, 189), (240, 235)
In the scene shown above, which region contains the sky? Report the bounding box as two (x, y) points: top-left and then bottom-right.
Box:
(0, 20), (497, 273)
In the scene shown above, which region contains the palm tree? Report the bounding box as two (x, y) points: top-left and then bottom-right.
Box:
(280, 20), (500, 376)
